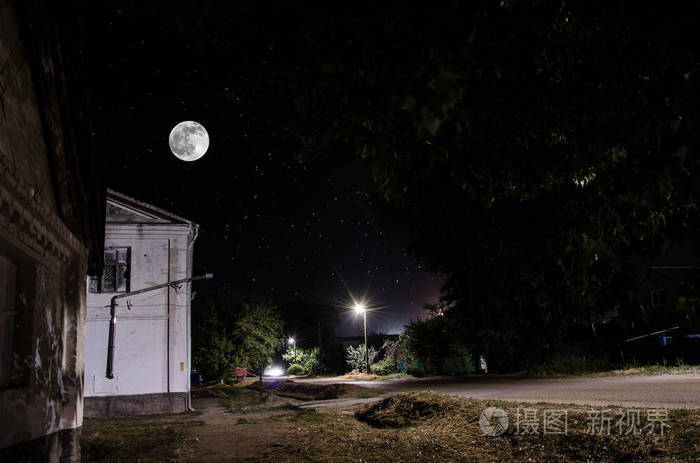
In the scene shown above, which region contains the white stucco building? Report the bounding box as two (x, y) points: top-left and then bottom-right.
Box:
(84, 190), (199, 416)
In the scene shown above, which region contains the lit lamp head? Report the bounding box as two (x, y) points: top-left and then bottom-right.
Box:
(353, 303), (365, 313)
(288, 337), (295, 345)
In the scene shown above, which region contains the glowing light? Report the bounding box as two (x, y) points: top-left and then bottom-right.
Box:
(264, 365), (284, 377)
(354, 303), (365, 313)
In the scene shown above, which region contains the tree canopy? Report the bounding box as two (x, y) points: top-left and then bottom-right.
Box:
(278, 2), (700, 364)
(105, 1), (700, 367)
(193, 285), (283, 381)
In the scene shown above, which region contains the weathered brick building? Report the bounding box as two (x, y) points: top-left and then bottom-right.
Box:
(0, 0), (103, 460)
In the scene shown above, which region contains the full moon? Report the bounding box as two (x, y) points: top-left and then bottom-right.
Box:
(168, 120), (209, 161)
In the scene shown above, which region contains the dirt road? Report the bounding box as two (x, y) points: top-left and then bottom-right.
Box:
(82, 375), (700, 462)
(296, 373), (700, 409)
(182, 375), (700, 461)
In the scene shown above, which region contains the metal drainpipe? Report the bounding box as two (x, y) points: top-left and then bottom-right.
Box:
(106, 273), (213, 379)
(167, 239), (171, 393)
(187, 224), (199, 412)
(106, 296), (119, 379)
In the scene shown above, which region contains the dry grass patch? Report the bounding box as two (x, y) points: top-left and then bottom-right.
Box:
(356, 392), (460, 427)
(223, 385), (299, 413)
(343, 372), (379, 380)
(81, 419), (203, 462)
(272, 380), (383, 400)
(265, 393), (700, 462)
(81, 390), (700, 462)
(190, 380), (257, 399)
(192, 381), (306, 413)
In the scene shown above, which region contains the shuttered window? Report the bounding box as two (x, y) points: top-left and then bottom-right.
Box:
(100, 247), (130, 293)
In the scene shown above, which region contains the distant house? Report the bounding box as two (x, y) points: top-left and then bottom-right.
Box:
(635, 266), (699, 327)
(84, 190), (199, 417)
(616, 266), (700, 364)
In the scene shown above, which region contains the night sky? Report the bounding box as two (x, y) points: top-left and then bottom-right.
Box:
(84, 4), (443, 335)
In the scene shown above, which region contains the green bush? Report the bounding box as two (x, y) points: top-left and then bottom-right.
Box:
(287, 363), (305, 375)
(346, 344), (378, 371)
(283, 346), (310, 366)
(371, 355), (397, 375)
(282, 346), (324, 375)
(372, 339), (404, 375)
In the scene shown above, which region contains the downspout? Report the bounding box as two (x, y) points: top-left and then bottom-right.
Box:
(167, 239), (171, 393)
(106, 272), (213, 379)
(106, 297), (118, 378)
(187, 224), (199, 411)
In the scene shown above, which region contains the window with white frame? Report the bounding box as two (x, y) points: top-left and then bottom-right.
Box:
(97, 247), (130, 293)
(650, 288), (668, 308)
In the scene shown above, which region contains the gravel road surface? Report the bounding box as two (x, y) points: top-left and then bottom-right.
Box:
(295, 373), (700, 409)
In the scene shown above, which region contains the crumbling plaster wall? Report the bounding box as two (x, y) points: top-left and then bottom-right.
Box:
(0, 0), (55, 207)
(0, 0), (88, 460)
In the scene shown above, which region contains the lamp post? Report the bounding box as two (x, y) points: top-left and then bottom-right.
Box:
(354, 303), (369, 373)
(288, 337), (296, 363)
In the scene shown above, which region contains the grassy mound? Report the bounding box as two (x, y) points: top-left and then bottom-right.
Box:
(355, 392), (458, 428)
(194, 379), (384, 402)
(273, 380), (352, 400)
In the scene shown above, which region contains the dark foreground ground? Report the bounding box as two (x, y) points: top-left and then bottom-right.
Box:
(81, 374), (700, 462)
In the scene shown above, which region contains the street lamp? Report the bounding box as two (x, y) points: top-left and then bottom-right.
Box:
(288, 337), (296, 363)
(354, 303), (369, 373)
